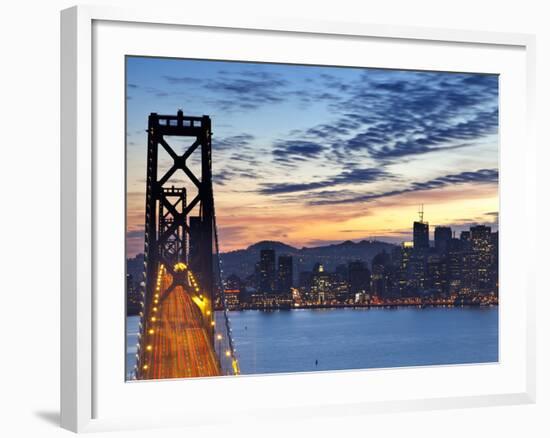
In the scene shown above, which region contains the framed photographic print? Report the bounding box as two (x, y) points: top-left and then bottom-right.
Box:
(61, 5), (536, 433)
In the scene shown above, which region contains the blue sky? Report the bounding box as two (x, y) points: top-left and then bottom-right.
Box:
(126, 57), (499, 255)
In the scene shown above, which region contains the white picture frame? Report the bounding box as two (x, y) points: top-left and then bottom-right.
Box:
(60, 5), (536, 433)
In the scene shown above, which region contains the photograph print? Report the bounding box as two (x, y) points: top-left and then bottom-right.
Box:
(125, 56), (499, 380)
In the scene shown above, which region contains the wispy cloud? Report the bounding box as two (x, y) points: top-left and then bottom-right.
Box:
(272, 140), (326, 163)
(309, 168), (498, 205)
(258, 167), (389, 195)
(206, 71), (289, 111)
(213, 133), (255, 151)
(284, 71), (498, 166)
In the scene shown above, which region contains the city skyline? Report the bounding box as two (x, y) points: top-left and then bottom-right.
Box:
(127, 217), (499, 317)
(208, 218), (498, 310)
(126, 57), (499, 256)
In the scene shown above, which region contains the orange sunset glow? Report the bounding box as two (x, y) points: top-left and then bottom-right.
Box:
(126, 58), (498, 256)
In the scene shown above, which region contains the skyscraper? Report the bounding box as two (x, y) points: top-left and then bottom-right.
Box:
(277, 255), (293, 294)
(311, 263), (332, 304)
(470, 225), (492, 251)
(371, 251), (391, 297)
(413, 221), (429, 250)
(434, 226), (452, 254)
(470, 225), (492, 292)
(348, 260), (371, 295)
(447, 237), (463, 294)
(259, 249), (276, 293)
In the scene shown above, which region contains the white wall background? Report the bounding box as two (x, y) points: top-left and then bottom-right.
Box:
(0, 1), (547, 437)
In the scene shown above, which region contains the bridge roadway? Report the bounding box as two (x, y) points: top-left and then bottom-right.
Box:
(142, 270), (221, 379)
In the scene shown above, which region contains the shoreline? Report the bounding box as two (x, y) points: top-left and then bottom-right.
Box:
(127, 302), (498, 317)
(219, 302), (498, 312)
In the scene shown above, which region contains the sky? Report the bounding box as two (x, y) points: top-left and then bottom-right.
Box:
(126, 57), (499, 256)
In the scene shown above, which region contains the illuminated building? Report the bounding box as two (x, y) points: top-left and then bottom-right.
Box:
(224, 289), (240, 309)
(397, 242), (413, 295)
(311, 263), (332, 304)
(426, 254), (448, 296)
(126, 273), (141, 316)
(470, 225), (493, 293)
(447, 238), (463, 294)
(371, 251), (391, 297)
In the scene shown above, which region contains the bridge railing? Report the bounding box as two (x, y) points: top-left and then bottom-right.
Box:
(214, 303), (239, 375)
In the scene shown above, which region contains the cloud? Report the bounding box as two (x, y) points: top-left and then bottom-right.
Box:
(213, 133), (254, 151)
(286, 70), (498, 165)
(163, 75), (204, 84)
(258, 167), (389, 195)
(213, 170), (235, 186)
(347, 109), (497, 160)
(272, 140), (325, 162)
(206, 71), (289, 111)
(309, 168), (498, 205)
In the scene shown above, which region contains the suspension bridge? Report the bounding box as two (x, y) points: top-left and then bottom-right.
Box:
(133, 110), (238, 380)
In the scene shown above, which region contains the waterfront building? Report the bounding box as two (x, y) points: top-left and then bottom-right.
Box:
(447, 238), (463, 294)
(470, 225), (493, 293)
(259, 249), (276, 293)
(348, 260), (371, 296)
(224, 288), (240, 309)
(126, 273), (141, 316)
(426, 254), (448, 296)
(277, 255), (293, 294)
(311, 263), (333, 304)
(397, 242), (413, 295)
(371, 251), (391, 297)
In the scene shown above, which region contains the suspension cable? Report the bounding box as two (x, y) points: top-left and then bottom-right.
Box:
(211, 187), (239, 374)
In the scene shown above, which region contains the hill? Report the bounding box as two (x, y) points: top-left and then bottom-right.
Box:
(219, 239), (397, 280)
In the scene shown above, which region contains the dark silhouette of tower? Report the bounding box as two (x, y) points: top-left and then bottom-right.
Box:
(277, 255), (293, 294)
(259, 249), (276, 293)
(413, 205), (429, 251)
(413, 222), (429, 250)
(348, 260), (371, 295)
(434, 226), (452, 254)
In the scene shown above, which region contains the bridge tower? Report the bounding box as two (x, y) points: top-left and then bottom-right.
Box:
(137, 110), (215, 378)
(158, 186), (187, 264)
